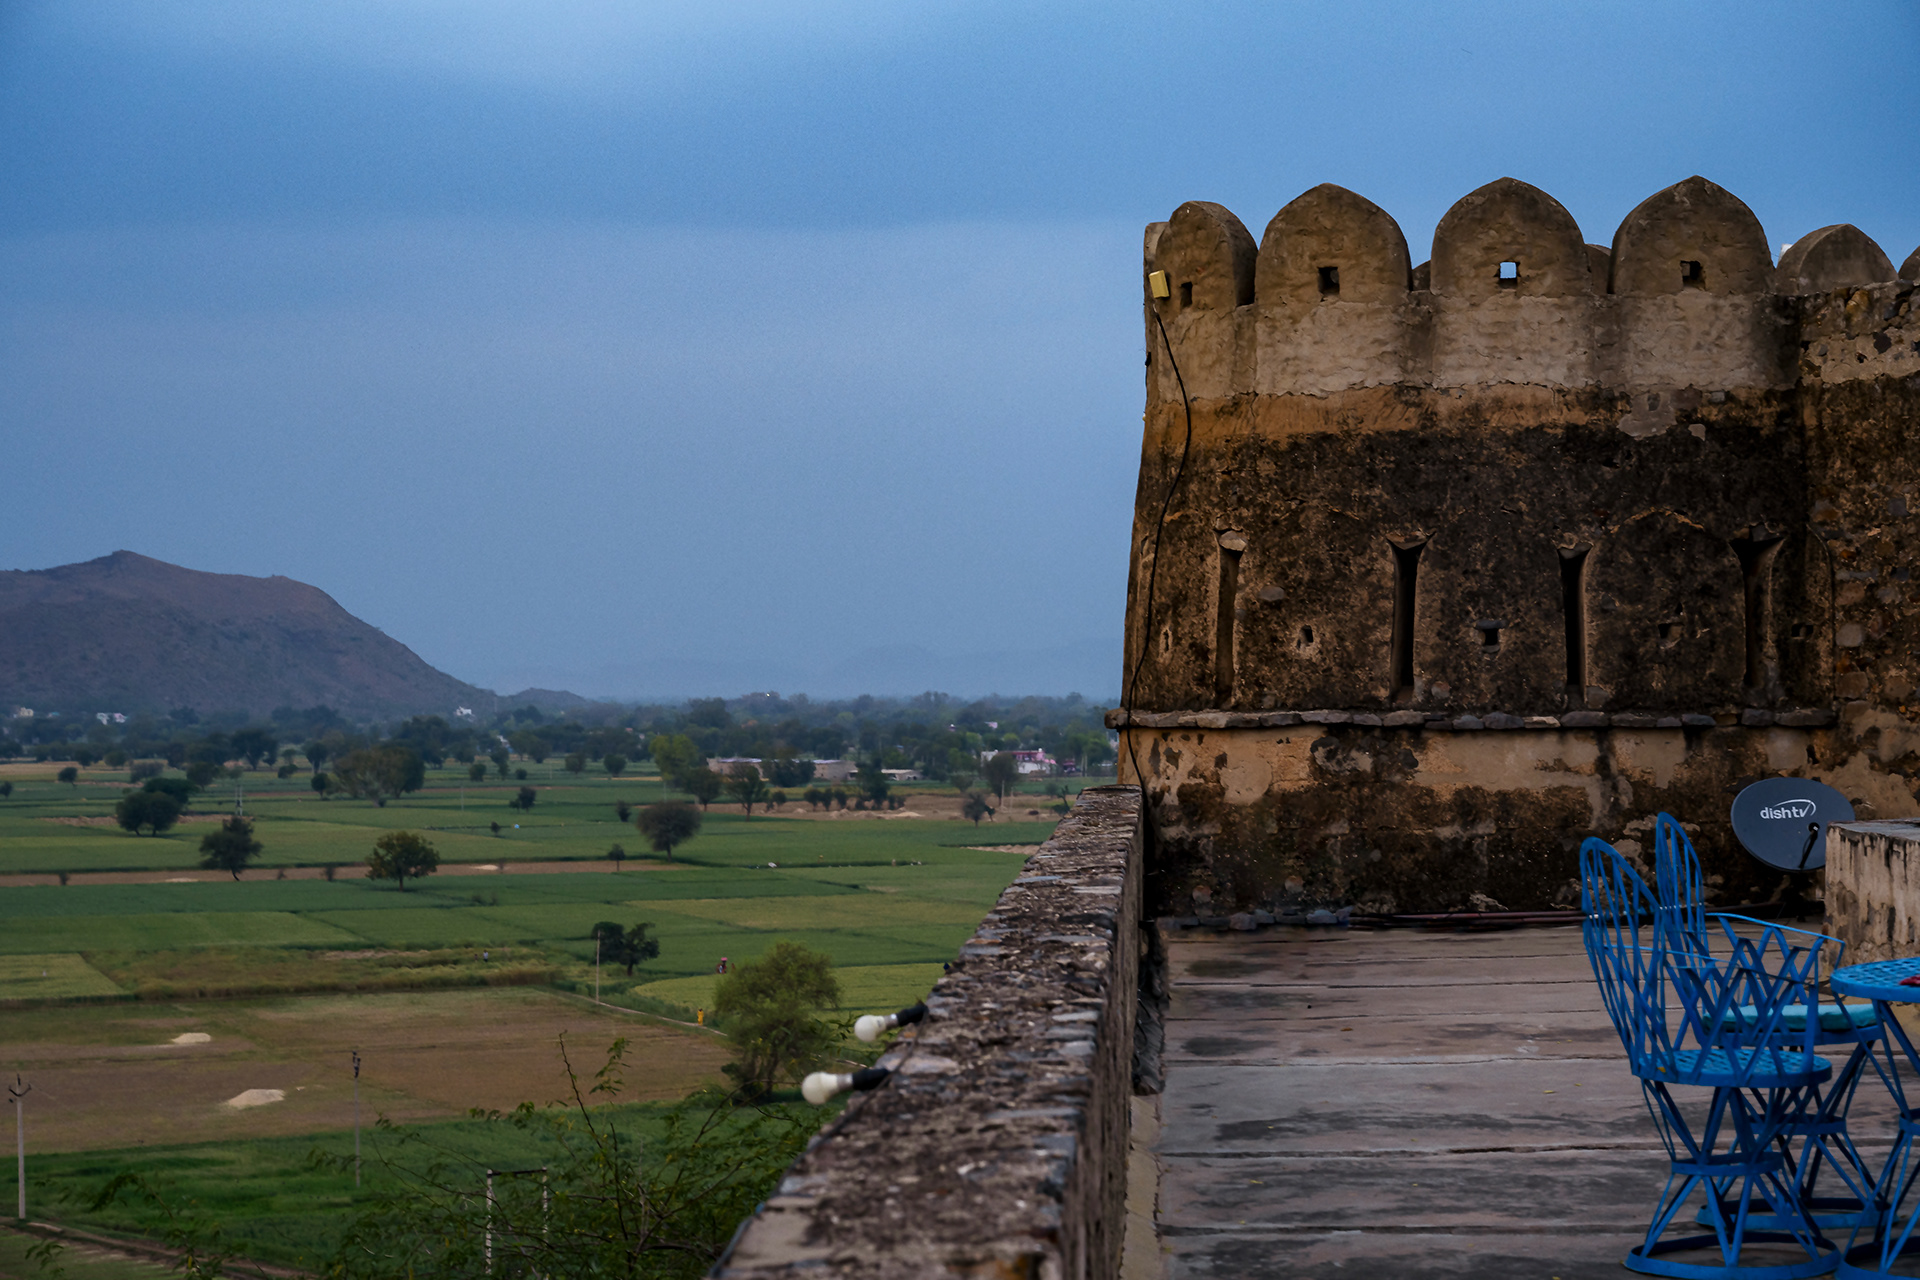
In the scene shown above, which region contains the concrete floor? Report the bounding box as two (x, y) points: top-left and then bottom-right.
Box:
(1140, 922), (1902, 1279)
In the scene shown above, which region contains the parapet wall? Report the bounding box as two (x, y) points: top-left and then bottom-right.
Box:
(1145, 177), (1918, 404)
(716, 786), (1143, 1280)
(1124, 175), (1920, 915)
(1825, 819), (1920, 968)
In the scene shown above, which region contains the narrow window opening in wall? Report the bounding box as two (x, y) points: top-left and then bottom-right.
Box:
(1790, 622), (1814, 641)
(1498, 261), (1519, 289)
(1299, 625), (1315, 647)
(1476, 620), (1505, 650)
(1732, 530), (1786, 691)
(1390, 542), (1426, 700)
(1559, 546), (1590, 697)
(1317, 266), (1340, 297)
(1215, 542), (1243, 703)
(1179, 281), (1193, 308)
(1657, 620), (1679, 645)
(1681, 260), (1705, 289)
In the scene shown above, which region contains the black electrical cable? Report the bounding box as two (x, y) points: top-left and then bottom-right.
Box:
(1122, 304), (1196, 796)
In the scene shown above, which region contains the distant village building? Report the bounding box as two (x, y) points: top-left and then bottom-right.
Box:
(707, 757), (763, 773)
(880, 768), (923, 782)
(979, 748), (1056, 776)
(10, 707), (33, 719)
(810, 759), (856, 782)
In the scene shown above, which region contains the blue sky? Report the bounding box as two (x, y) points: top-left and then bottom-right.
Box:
(3, 1), (1916, 700)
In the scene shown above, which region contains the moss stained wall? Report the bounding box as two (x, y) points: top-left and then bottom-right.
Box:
(1121, 178), (1920, 914)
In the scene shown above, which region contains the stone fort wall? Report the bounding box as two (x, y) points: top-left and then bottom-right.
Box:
(1113, 176), (1920, 915)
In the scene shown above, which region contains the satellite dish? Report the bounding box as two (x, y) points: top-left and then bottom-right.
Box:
(1730, 777), (1854, 872)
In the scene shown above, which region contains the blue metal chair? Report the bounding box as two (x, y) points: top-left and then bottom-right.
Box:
(1653, 813), (1883, 1233)
(1583, 835), (1840, 1277)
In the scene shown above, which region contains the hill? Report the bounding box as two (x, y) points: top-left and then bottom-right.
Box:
(0, 551), (496, 719)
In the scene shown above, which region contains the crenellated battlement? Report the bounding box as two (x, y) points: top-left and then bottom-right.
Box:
(1145, 176), (1919, 408)
(1122, 175), (1920, 917)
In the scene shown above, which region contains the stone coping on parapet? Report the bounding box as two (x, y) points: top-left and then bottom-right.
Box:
(714, 786), (1144, 1280)
(1104, 707), (1838, 731)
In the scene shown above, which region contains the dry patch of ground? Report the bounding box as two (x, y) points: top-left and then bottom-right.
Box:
(0, 986), (729, 1152)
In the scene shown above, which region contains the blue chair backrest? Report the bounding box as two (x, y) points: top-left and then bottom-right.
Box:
(1652, 812), (1709, 959)
(1581, 836), (1667, 1066)
(1582, 835), (1826, 1086)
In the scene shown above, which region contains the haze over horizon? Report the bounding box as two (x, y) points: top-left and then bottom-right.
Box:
(4, 2), (1916, 701)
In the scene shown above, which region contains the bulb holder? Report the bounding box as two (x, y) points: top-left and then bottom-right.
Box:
(855, 1001), (929, 1043)
(801, 1066), (891, 1106)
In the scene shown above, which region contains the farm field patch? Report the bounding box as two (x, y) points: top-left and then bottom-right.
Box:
(0, 987), (730, 1153)
(0, 953), (124, 1000)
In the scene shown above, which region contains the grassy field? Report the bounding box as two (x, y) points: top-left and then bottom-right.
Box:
(15, 1095), (773, 1271)
(0, 760), (1063, 1265)
(0, 761), (1053, 1008)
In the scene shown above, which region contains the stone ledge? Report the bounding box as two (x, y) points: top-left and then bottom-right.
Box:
(1103, 707), (1837, 731)
(714, 786), (1144, 1280)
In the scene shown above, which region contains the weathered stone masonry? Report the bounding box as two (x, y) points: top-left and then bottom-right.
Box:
(1112, 177), (1920, 915)
(717, 786), (1143, 1280)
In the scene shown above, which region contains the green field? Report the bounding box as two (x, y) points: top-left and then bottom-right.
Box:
(0, 761), (1055, 1268)
(0, 762), (1049, 1009)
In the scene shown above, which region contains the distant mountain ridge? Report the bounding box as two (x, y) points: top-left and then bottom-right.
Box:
(0, 551), (497, 719)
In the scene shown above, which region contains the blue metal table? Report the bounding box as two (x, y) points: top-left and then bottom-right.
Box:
(1826, 957), (1920, 1275)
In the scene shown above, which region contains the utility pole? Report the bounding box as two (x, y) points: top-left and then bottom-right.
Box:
(594, 931), (602, 1004)
(351, 1050), (362, 1187)
(9, 1075), (29, 1221)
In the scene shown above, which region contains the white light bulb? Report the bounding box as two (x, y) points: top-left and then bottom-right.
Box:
(802, 1071), (849, 1105)
(854, 1015), (888, 1043)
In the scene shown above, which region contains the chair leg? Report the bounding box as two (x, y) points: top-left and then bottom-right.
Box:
(1627, 1083), (1838, 1279)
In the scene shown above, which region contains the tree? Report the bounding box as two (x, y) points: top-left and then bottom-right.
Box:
(606, 843), (627, 870)
(855, 761), (890, 809)
(726, 763), (771, 817)
(591, 921), (659, 975)
(981, 751), (1020, 807)
(948, 746), (976, 793)
(311, 771), (336, 798)
(199, 815), (263, 879)
(680, 767), (723, 810)
(603, 753), (627, 778)
(230, 727), (276, 770)
(491, 749), (511, 780)
(713, 941), (840, 1099)
(467, 761), (487, 782)
(635, 801), (702, 860)
(115, 790), (181, 836)
(962, 790), (995, 827)
(185, 760), (217, 789)
(366, 830), (441, 890)
(648, 733), (701, 784)
(71, 748), (98, 768)
(0, 781), (12, 801)
(301, 739), (330, 775)
(767, 754), (814, 788)
(142, 775), (197, 805)
(615, 799), (632, 823)
(58, 766), (78, 786)
(104, 749), (128, 769)
(564, 752), (588, 778)
(332, 745), (426, 807)
(510, 786), (537, 811)
(509, 731), (549, 763)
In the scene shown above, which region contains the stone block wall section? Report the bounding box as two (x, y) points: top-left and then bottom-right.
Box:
(714, 786), (1144, 1280)
(1825, 819), (1920, 968)
(1124, 174), (1919, 915)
